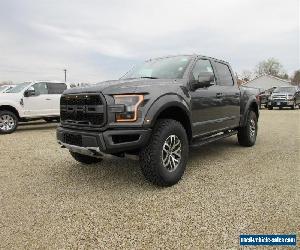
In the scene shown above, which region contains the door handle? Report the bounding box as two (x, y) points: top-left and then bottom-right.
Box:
(45, 98), (52, 100)
(216, 93), (223, 98)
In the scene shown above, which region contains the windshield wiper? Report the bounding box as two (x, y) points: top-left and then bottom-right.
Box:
(140, 76), (159, 79)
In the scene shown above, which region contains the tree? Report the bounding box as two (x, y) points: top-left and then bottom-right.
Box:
(291, 70), (300, 86)
(0, 80), (13, 86)
(255, 58), (285, 77)
(239, 70), (253, 82)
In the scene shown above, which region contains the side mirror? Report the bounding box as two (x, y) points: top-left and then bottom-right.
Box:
(192, 72), (215, 90)
(24, 87), (35, 97)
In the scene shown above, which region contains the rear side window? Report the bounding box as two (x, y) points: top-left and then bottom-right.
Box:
(214, 62), (234, 86)
(47, 83), (67, 94)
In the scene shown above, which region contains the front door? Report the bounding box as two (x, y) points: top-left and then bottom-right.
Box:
(23, 82), (52, 117)
(190, 58), (226, 136)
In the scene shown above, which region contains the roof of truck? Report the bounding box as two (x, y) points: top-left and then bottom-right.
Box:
(147, 54), (229, 64)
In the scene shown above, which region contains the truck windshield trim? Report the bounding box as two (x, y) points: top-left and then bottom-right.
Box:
(121, 56), (192, 80)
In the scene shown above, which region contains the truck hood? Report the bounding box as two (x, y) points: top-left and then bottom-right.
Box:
(0, 93), (22, 102)
(63, 78), (185, 95)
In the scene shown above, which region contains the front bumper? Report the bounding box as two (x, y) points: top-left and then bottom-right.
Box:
(57, 126), (152, 154)
(268, 100), (294, 106)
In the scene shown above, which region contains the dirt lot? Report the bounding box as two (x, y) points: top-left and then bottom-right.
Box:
(0, 110), (299, 249)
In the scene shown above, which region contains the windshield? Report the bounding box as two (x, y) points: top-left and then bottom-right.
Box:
(0, 86), (7, 92)
(6, 83), (31, 93)
(273, 87), (296, 93)
(122, 56), (192, 80)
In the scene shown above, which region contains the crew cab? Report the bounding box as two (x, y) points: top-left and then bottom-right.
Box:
(0, 81), (67, 134)
(57, 55), (259, 186)
(268, 86), (300, 110)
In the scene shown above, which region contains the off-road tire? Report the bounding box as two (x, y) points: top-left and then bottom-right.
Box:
(238, 110), (257, 147)
(0, 110), (18, 134)
(70, 151), (103, 164)
(139, 119), (189, 187)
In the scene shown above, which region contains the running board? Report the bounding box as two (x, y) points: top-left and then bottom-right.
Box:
(190, 130), (238, 149)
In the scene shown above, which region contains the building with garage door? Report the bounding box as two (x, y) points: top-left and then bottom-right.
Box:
(243, 74), (292, 92)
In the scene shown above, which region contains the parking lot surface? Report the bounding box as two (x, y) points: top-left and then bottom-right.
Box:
(0, 110), (299, 249)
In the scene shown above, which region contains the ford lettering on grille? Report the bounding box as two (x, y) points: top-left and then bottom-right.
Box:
(60, 94), (106, 128)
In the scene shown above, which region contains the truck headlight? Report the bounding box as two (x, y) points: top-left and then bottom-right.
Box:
(113, 94), (144, 122)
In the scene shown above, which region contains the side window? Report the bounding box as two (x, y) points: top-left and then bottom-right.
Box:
(47, 83), (67, 94)
(191, 59), (214, 82)
(32, 82), (48, 95)
(214, 62), (234, 86)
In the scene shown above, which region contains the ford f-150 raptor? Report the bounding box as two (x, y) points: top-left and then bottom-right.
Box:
(57, 55), (259, 186)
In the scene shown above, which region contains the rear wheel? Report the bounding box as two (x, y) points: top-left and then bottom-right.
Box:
(238, 110), (257, 147)
(0, 111), (18, 134)
(70, 151), (103, 164)
(139, 119), (189, 186)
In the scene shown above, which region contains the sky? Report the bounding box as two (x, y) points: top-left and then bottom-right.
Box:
(0, 0), (299, 83)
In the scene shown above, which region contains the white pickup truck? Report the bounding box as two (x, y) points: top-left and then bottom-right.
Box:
(0, 81), (68, 134)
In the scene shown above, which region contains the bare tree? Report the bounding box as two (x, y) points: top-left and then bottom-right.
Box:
(255, 58), (285, 77)
(239, 70), (253, 82)
(291, 70), (300, 86)
(0, 80), (13, 86)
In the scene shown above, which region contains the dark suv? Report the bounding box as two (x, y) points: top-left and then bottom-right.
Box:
(57, 55), (259, 186)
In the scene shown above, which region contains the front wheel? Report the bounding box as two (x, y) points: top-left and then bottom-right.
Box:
(139, 119), (189, 187)
(0, 111), (18, 134)
(70, 151), (103, 164)
(268, 106), (273, 110)
(238, 110), (258, 147)
(291, 101), (296, 110)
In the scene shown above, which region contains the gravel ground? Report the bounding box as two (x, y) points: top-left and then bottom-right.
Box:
(0, 110), (299, 249)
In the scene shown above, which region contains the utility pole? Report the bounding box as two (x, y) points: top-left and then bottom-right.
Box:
(63, 69), (67, 83)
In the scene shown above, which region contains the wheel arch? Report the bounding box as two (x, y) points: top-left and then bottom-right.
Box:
(0, 105), (20, 119)
(144, 95), (192, 142)
(240, 99), (259, 127)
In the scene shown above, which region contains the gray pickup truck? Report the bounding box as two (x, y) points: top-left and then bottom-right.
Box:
(57, 55), (259, 186)
(268, 86), (300, 110)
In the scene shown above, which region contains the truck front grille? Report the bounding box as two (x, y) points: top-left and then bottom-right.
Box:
(272, 94), (287, 101)
(60, 94), (106, 128)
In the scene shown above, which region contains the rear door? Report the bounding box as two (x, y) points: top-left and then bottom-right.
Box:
(212, 61), (240, 129)
(46, 82), (67, 115)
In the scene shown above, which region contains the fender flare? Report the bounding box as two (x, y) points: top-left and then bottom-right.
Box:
(240, 97), (259, 126)
(143, 94), (191, 128)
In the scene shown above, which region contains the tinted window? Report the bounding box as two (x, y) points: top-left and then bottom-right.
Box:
(214, 62), (234, 86)
(32, 82), (48, 95)
(47, 83), (67, 94)
(122, 56), (192, 79)
(273, 87), (296, 93)
(191, 59), (214, 82)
